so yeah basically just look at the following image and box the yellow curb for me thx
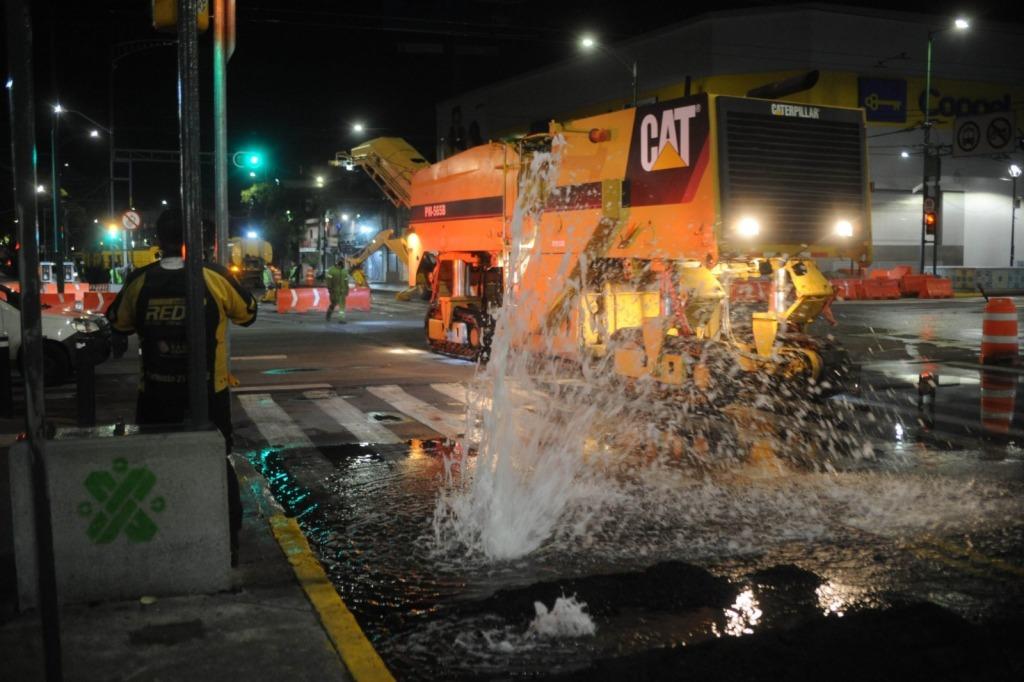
[270,514,395,682]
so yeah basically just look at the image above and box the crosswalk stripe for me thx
[305,390,402,444]
[430,383,471,404]
[368,385,466,439]
[237,393,314,449]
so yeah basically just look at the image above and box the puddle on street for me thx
[249,434,1024,681]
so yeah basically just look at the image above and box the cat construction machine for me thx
[335,93,869,392]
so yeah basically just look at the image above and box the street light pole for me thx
[49,108,63,294]
[1011,164,1022,267]
[920,33,933,275]
[919,18,969,275]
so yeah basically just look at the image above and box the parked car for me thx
[0,283,111,385]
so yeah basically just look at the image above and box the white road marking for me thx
[237,393,313,448]
[232,382,332,393]
[231,354,288,361]
[305,390,402,444]
[368,385,466,439]
[430,383,471,404]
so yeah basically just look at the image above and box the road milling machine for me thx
[336,94,869,393]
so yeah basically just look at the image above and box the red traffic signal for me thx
[924,210,938,235]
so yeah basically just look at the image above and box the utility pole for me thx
[177,0,209,427]
[49,109,64,294]
[6,0,64,677]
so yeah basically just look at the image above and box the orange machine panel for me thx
[409,143,513,254]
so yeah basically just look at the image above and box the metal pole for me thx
[108,56,115,218]
[50,113,64,294]
[214,0,228,267]
[920,34,932,274]
[177,0,209,427]
[1012,176,1018,268]
[6,0,64,676]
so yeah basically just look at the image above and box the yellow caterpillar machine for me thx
[227,236,273,290]
[338,94,869,392]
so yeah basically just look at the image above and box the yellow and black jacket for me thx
[107,261,257,393]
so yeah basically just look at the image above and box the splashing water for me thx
[529,595,597,638]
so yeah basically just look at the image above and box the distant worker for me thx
[109,259,124,285]
[325,257,349,323]
[106,208,257,561]
[288,262,300,285]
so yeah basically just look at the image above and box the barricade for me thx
[82,291,115,314]
[346,286,372,312]
[919,277,954,299]
[980,297,1018,364]
[729,279,770,304]
[899,274,929,297]
[276,287,330,313]
[40,292,80,308]
[861,278,900,300]
[980,369,1016,435]
[829,279,864,301]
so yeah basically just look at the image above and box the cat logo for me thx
[638,104,699,172]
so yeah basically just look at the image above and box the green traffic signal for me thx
[247,153,262,168]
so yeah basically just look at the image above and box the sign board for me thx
[923,197,935,212]
[858,78,907,123]
[954,112,1016,157]
[121,210,141,231]
[152,0,210,33]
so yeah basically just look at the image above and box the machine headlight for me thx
[834,220,854,238]
[736,216,761,238]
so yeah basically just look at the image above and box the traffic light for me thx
[233,150,266,173]
[924,210,938,236]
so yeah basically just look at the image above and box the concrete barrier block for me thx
[10,428,230,610]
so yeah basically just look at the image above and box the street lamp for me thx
[920,16,970,274]
[352,122,365,134]
[578,33,638,106]
[89,129,100,138]
[1010,163,1022,267]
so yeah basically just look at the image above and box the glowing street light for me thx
[161,199,168,206]
[315,175,325,188]
[249,171,257,178]
[954,17,970,30]
[52,103,63,114]
[352,122,365,134]
[89,129,100,138]
[900,150,910,159]
[577,33,638,106]
[36,184,45,194]
[246,230,259,239]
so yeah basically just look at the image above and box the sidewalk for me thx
[0,453,359,681]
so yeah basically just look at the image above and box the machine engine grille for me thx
[719,103,866,245]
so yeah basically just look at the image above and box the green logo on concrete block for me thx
[78,458,165,544]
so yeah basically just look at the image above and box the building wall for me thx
[436,5,1023,270]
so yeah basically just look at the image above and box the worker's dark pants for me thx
[136,386,242,558]
[326,297,346,320]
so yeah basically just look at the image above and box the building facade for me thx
[436,4,1023,270]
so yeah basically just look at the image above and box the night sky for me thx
[1,0,1017,243]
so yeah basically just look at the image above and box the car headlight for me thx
[736,216,761,238]
[72,317,102,334]
[834,220,854,238]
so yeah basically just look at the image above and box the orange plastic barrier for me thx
[829,279,864,301]
[899,274,929,297]
[980,297,1018,364]
[729,279,770,304]
[861,278,900,300]
[40,292,80,308]
[276,287,330,313]
[919,277,953,299]
[345,286,372,312]
[887,265,913,281]
[82,291,115,314]
[980,369,1016,435]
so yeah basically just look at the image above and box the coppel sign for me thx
[918,88,1012,118]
